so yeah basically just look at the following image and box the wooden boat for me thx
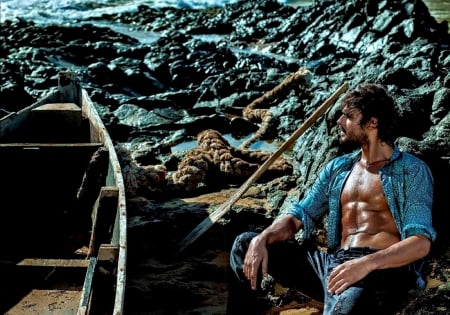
[0,72,126,314]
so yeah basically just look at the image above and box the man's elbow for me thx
[415,235,432,258]
[286,214,303,233]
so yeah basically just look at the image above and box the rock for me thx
[1,0,449,313]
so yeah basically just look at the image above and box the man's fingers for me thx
[328,278,349,295]
[327,267,347,294]
[243,237,269,290]
[250,256,261,290]
[261,256,268,277]
[244,253,260,290]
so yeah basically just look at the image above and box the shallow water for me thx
[2,0,448,25]
[0,0,272,23]
[171,133,278,154]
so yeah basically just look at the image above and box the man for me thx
[228,84,436,314]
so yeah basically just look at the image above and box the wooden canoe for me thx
[0,72,126,315]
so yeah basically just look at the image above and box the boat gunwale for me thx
[81,88,127,314]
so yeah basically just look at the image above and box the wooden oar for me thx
[176,82,349,254]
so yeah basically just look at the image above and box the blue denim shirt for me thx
[287,146,436,287]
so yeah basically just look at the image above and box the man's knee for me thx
[231,232,258,254]
[229,231,258,279]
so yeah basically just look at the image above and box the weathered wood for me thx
[6,289,82,315]
[98,244,120,262]
[0,72,127,315]
[0,142,102,148]
[78,258,97,315]
[17,258,91,268]
[31,102,82,124]
[88,187,120,258]
[176,82,349,254]
[30,102,83,141]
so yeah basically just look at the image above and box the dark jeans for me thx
[228,232,415,315]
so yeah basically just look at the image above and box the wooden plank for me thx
[31,103,81,129]
[0,143,102,148]
[5,289,81,315]
[31,102,81,112]
[78,257,97,315]
[17,258,90,268]
[0,142,103,148]
[98,244,119,262]
[88,187,119,258]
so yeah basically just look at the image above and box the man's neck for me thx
[360,140,394,164]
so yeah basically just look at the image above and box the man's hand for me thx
[242,215,302,290]
[327,257,372,294]
[328,236,432,294]
[243,235,269,290]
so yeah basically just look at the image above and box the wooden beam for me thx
[88,187,119,258]
[78,257,97,315]
[17,258,90,268]
[0,143,102,148]
[98,244,119,262]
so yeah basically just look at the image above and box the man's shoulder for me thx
[329,150,360,165]
[395,149,428,167]
[393,149,432,178]
[324,150,359,174]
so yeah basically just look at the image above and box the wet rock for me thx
[1,0,449,313]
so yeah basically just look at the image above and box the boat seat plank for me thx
[5,289,81,315]
[0,143,104,159]
[32,102,81,112]
[17,258,91,268]
[98,244,119,262]
[31,102,82,127]
[0,143,103,148]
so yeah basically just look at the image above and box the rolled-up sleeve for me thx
[401,158,437,242]
[286,161,333,240]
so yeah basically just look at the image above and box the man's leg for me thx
[228,232,323,314]
[227,231,264,314]
[320,250,415,315]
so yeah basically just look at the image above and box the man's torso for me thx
[340,161,400,249]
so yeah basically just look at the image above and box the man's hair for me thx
[341,84,397,143]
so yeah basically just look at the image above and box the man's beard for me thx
[338,128,368,147]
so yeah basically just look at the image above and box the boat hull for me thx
[0,72,126,315]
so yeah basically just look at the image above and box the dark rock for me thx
[1,0,449,313]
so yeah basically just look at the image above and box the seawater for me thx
[0,0,299,24]
[2,0,447,27]
[171,133,278,154]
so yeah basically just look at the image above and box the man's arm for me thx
[243,214,302,290]
[328,235,431,294]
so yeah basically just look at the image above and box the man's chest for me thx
[340,163,387,205]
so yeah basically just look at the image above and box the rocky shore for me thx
[1,0,449,313]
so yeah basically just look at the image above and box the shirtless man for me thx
[228,84,436,314]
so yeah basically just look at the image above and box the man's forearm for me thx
[364,235,431,271]
[260,214,302,245]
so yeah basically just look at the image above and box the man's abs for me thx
[340,162,400,249]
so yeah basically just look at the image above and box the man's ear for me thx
[367,117,378,129]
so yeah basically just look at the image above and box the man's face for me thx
[336,105,368,144]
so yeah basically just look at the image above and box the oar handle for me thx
[176,82,349,254]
